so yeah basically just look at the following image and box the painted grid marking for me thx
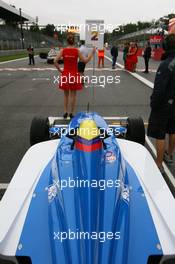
[0,67,157,73]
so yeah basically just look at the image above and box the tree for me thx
[104,31,113,43]
[123,23,138,34]
[57,31,67,43]
[111,14,175,39]
[41,24,55,37]
[137,21,152,30]
[30,25,40,32]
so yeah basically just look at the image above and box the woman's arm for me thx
[127,47,132,55]
[78,47,95,63]
[54,49,63,73]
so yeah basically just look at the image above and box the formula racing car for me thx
[0,112,175,264]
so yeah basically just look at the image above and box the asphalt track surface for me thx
[0,52,174,197]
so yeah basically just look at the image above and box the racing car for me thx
[47,47,63,64]
[0,112,175,264]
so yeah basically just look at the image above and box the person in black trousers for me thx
[143,42,151,73]
[147,34,175,174]
[111,44,118,69]
[27,45,35,65]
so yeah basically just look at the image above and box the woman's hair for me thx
[67,33,74,45]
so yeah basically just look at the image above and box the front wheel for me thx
[126,117,145,145]
[30,117,50,146]
[47,59,54,64]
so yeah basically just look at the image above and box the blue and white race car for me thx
[0,112,175,264]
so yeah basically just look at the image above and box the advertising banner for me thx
[149,35,163,45]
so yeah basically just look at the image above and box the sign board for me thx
[85,20,104,49]
[149,35,163,45]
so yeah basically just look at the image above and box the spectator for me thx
[147,34,175,174]
[123,43,130,69]
[78,40,89,82]
[111,43,118,69]
[54,33,95,119]
[27,45,35,65]
[98,48,104,68]
[143,42,152,73]
[125,42,138,72]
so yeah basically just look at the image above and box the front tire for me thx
[126,117,145,145]
[47,59,54,64]
[30,117,49,146]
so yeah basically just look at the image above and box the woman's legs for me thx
[70,90,77,114]
[98,57,104,68]
[98,57,100,68]
[63,89,77,116]
[64,90,69,113]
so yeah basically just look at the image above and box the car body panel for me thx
[47,48,63,64]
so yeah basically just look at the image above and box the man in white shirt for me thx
[78,40,89,76]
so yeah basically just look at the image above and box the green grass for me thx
[0,52,41,62]
[0,53,28,62]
